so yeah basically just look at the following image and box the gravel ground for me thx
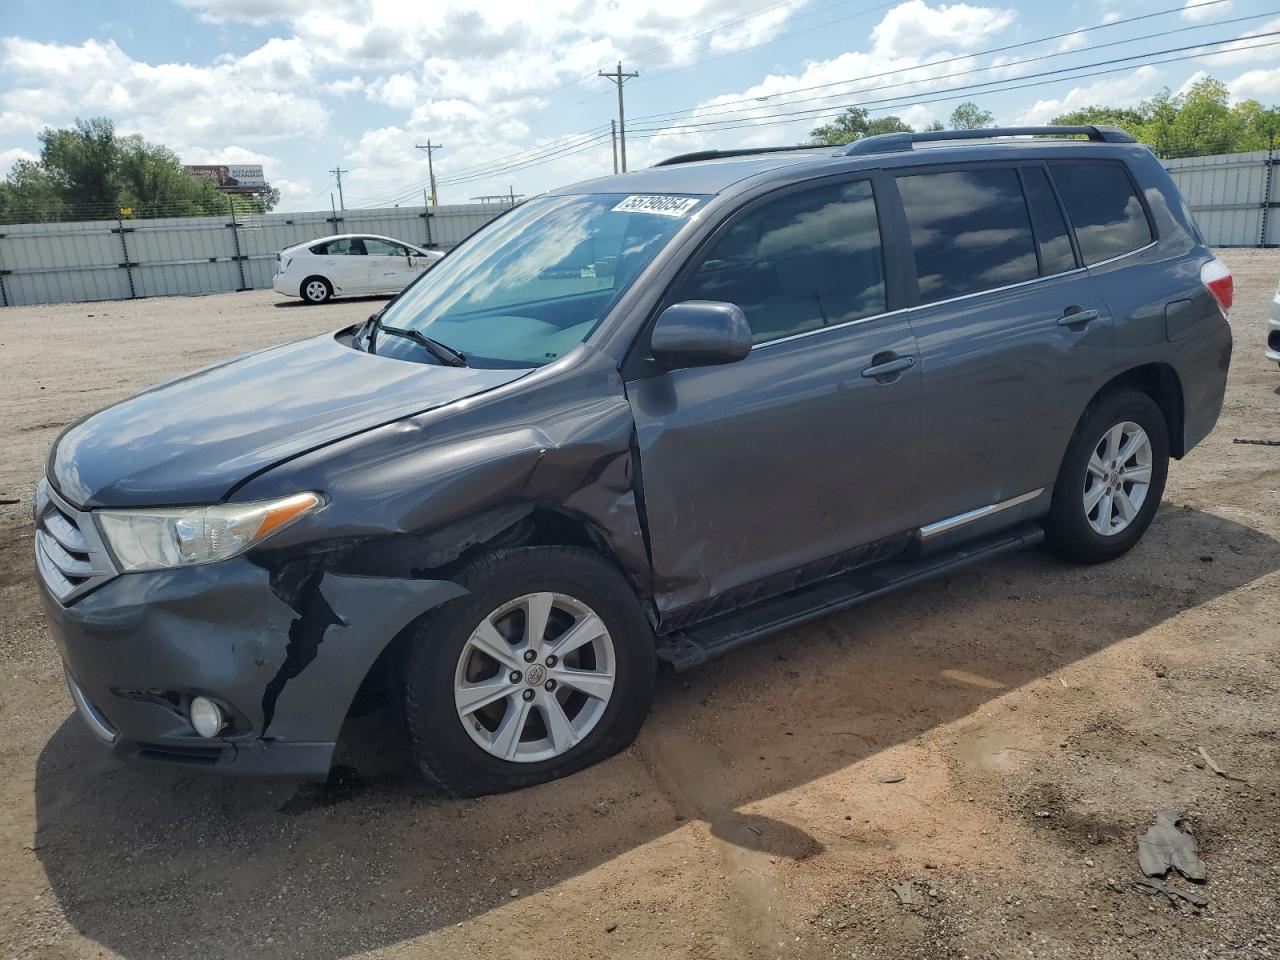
[1,254,1278,960]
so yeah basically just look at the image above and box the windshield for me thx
[373,192,707,368]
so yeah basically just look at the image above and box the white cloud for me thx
[871,0,1016,57]
[1181,0,1231,22]
[1229,67,1280,101]
[0,37,329,147]
[1197,16,1280,67]
[1175,70,1209,97]
[1012,66,1162,124]
[1050,30,1088,55]
[0,146,37,173]
[0,110,42,136]
[368,73,419,109]
[708,7,795,54]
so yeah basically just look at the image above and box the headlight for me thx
[96,492,324,572]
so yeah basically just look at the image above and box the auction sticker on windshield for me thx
[612,195,700,218]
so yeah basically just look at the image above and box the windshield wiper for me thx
[377,324,468,367]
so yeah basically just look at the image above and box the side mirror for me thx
[650,301,752,369]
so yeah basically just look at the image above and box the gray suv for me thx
[36,126,1233,795]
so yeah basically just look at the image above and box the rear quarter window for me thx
[1049,162,1153,265]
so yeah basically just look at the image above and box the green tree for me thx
[811,107,914,145]
[949,102,994,129]
[1,116,279,222]
[1050,76,1280,158]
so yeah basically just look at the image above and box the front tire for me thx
[401,546,656,797]
[300,276,332,304]
[1046,388,1169,563]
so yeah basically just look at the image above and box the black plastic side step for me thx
[656,522,1045,672]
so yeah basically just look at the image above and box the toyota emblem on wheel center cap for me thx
[526,664,546,686]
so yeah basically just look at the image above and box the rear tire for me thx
[301,276,332,304]
[401,546,655,797]
[1046,388,1169,563]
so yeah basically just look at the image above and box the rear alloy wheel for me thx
[301,276,332,304]
[1046,388,1169,563]
[1082,421,1153,537]
[402,546,655,796]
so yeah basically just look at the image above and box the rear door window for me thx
[896,167,1038,304]
[675,179,885,345]
[319,237,364,256]
[1049,162,1153,265]
[1020,167,1077,276]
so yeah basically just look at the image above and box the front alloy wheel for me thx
[454,592,616,763]
[401,546,655,796]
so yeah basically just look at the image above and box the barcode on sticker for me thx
[612,195,700,218]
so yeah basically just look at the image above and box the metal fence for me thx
[1164,150,1277,248]
[0,149,1276,307]
[0,203,509,307]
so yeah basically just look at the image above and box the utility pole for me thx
[610,119,619,174]
[599,62,638,172]
[328,165,349,211]
[415,141,444,206]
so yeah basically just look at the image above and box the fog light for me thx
[189,696,224,738]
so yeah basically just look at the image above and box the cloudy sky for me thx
[1,0,1277,211]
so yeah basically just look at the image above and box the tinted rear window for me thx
[897,168,1038,304]
[1020,167,1077,275]
[1050,162,1153,265]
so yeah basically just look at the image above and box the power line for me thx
[630,0,1243,125]
[628,35,1280,140]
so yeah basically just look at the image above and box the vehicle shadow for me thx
[32,505,1280,959]
[272,295,392,309]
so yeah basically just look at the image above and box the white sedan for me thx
[272,234,443,304]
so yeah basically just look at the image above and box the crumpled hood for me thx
[50,333,527,508]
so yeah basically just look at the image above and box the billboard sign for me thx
[185,164,267,193]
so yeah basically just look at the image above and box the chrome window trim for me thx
[1083,239,1157,269]
[919,488,1045,539]
[750,265,1089,353]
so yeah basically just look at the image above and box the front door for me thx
[627,177,922,616]
[363,237,416,293]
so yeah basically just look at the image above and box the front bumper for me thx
[1267,295,1280,363]
[40,547,465,780]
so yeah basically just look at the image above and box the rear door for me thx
[627,175,922,615]
[896,162,1114,531]
[320,236,367,295]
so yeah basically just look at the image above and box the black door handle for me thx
[861,355,916,380]
[1057,307,1099,327]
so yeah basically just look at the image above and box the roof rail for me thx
[653,144,829,167]
[654,125,1137,167]
[838,125,1136,156]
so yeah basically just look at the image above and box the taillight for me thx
[1200,258,1232,316]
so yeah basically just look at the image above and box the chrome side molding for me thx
[919,488,1045,540]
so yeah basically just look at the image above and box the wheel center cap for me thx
[525,664,546,687]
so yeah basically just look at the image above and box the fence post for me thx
[228,196,248,292]
[113,213,137,299]
[421,188,435,249]
[0,232,9,307]
[1261,141,1275,249]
